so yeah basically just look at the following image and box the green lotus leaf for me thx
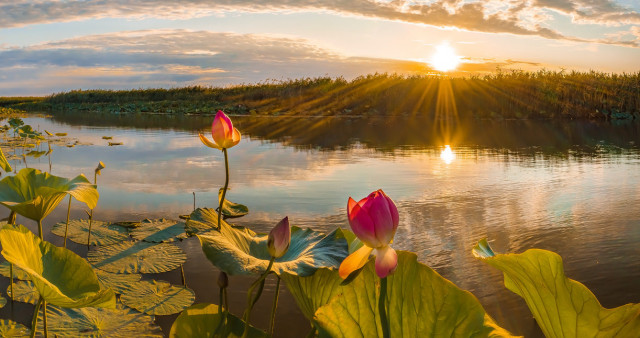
[185,208,230,236]
[37,304,163,337]
[0,168,99,221]
[314,251,516,337]
[26,150,46,158]
[0,147,11,172]
[281,268,343,321]
[51,219,130,246]
[0,259,29,280]
[473,239,640,338]
[169,303,268,338]
[218,188,249,218]
[87,241,187,273]
[0,319,30,337]
[121,280,195,315]
[6,280,38,305]
[94,269,142,295]
[197,216,349,276]
[130,218,187,243]
[0,224,116,308]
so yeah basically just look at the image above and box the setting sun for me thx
[430,43,462,72]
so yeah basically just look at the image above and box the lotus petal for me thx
[121,280,195,316]
[51,219,130,246]
[0,224,116,308]
[87,241,186,274]
[169,303,267,338]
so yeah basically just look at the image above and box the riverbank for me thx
[3,71,640,120]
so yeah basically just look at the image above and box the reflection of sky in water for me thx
[7,116,640,337]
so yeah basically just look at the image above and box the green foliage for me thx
[313,251,516,337]
[130,218,187,243]
[473,239,640,338]
[0,148,11,172]
[51,219,129,246]
[169,303,268,338]
[195,207,349,276]
[0,319,30,337]
[120,280,195,315]
[0,168,98,221]
[0,224,116,308]
[218,188,249,218]
[281,268,343,321]
[87,240,187,273]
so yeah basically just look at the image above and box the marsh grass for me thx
[4,70,640,120]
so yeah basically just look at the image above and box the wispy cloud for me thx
[0,0,638,47]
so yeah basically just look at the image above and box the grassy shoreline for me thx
[2,71,639,120]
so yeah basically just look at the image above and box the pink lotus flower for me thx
[339,189,399,279]
[267,216,291,258]
[199,110,241,149]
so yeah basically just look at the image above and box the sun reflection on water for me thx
[440,145,455,164]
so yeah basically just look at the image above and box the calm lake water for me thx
[1,112,639,337]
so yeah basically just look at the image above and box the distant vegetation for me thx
[4,70,640,120]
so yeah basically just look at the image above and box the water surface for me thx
[1,113,639,337]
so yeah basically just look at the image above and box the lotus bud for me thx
[200,110,241,150]
[347,189,399,248]
[95,161,105,176]
[217,271,228,288]
[267,216,291,258]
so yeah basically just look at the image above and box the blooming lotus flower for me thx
[199,110,241,150]
[339,189,399,279]
[267,216,291,258]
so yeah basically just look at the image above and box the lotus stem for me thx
[269,276,281,335]
[214,286,226,335]
[42,300,48,338]
[30,297,43,338]
[379,277,390,338]
[87,210,93,247]
[217,148,229,230]
[180,264,187,287]
[37,219,43,240]
[8,211,15,301]
[63,195,71,248]
[242,257,275,338]
[193,192,196,211]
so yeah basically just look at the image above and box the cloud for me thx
[0,0,638,47]
[0,30,433,95]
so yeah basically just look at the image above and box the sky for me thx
[1,0,639,96]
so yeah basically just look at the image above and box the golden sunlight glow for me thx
[440,145,456,164]
[430,43,461,72]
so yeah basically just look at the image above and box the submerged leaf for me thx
[38,304,163,337]
[473,239,640,338]
[121,280,195,315]
[130,218,187,243]
[314,251,516,337]
[6,280,38,305]
[94,269,142,295]
[87,241,187,274]
[0,224,116,308]
[169,303,268,338]
[218,188,249,218]
[198,219,348,276]
[0,319,30,337]
[51,219,130,246]
[0,168,98,221]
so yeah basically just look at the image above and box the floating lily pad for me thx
[87,241,187,274]
[0,319,30,337]
[196,208,349,276]
[131,219,187,243]
[185,208,228,236]
[6,280,38,305]
[0,224,116,308]
[218,189,249,218]
[51,219,130,246]
[95,270,142,294]
[0,259,29,280]
[473,239,640,337]
[121,280,195,315]
[0,168,98,222]
[111,221,141,229]
[37,304,163,337]
[169,303,268,338]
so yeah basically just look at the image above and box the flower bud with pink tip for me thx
[267,216,291,258]
[199,110,241,149]
[339,189,399,279]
